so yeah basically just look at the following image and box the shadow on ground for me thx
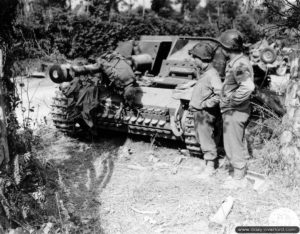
[40,130,128,233]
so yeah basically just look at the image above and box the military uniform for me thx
[68,53,138,127]
[72,53,136,96]
[97,53,136,96]
[220,54,255,170]
[190,64,222,161]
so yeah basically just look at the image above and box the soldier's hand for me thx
[220,97,231,108]
[176,81,195,90]
[176,84,188,90]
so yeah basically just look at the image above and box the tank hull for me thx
[51,83,201,156]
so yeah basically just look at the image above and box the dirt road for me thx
[14,76,57,128]
[21,76,300,233]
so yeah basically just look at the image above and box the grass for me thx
[250,120,300,188]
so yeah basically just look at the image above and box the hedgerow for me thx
[14,11,220,60]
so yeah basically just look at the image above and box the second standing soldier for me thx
[218,29,255,189]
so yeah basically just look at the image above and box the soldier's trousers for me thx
[222,110,250,169]
[193,108,219,161]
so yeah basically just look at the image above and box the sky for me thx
[120,0,207,11]
[129,0,151,9]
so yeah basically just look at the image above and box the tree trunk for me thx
[280,51,300,159]
[207,10,212,26]
[0,49,9,167]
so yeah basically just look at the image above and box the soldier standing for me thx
[218,29,255,189]
[188,42,223,178]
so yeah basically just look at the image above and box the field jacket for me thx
[189,65,222,111]
[98,53,136,90]
[72,53,136,91]
[220,54,255,113]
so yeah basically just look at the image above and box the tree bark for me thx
[0,49,9,167]
[280,52,300,159]
[207,10,212,26]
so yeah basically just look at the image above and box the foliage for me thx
[176,0,199,14]
[0,0,18,39]
[14,11,220,60]
[0,145,62,231]
[263,0,300,34]
[246,101,300,188]
[0,1,58,231]
[151,0,173,17]
[13,0,269,62]
[253,123,300,188]
[219,0,241,20]
[198,0,241,24]
[234,14,262,43]
[92,0,124,19]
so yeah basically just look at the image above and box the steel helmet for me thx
[219,29,243,51]
[189,42,216,61]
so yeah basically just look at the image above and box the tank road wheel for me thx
[51,91,75,135]
[182,110,202,157]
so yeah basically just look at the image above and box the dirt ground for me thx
[16,76,300,234]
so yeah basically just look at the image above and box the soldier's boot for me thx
[222,167,248,189]
[197,160,216,180]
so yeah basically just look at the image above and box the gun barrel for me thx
[71,63,101,75]
[49,64,73,84]
[49,63,101,84]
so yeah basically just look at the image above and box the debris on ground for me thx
[148,153,160,163]
[127,163,147,171]
[209,196,235,224]
[179,149,190,157]
[118,146,133,160]
[130,206,159,215]
[246,170,268,192]
[143,216,158,225]
[170,166,178,175]
[173,155,187,165]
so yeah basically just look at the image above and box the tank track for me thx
[51,91,202,157]
[94,107,176,140]
[51,91,75,134]
[183,110,202,157]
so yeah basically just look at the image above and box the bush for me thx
[234,14,262,43]
[251,120,300,188]
[14,11,219,60]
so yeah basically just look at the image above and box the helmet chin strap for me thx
[198,62,209,73]
[221,48,230,60]
[195,63,209,76]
